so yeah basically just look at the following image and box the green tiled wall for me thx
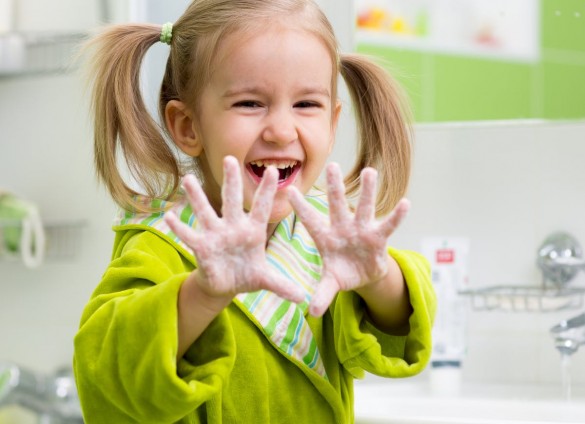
[542,0,585,53]
[357,0,585,122]
[542,60,585,119]
[432,57,535,122]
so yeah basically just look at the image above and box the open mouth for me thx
[247,160,300,185]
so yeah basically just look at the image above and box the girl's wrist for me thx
[354,255,394,298]
[182,271,233,314]
[176,271,232,359]
[353,256,412,334]
[354,272,388,299]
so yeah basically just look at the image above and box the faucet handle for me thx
[550,256,585,268]
[537,232,583,287]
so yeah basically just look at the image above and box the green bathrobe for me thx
[73,191,435,424]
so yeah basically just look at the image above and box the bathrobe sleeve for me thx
[331,248,436,379]
[73,229,236,423]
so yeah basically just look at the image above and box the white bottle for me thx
[421,237,470,396]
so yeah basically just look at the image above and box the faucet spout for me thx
[550,312,585,355]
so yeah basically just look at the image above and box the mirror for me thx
[354,0,585,122]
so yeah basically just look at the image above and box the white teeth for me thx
[250,160,297,169]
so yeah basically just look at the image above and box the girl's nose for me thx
[261,109,298,145]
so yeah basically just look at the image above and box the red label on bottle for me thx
[436,248,455,263]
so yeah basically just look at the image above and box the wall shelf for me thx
[0,219,87,263]
[0,32,88,77]
[460,285,585,313]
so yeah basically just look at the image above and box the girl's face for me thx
[192,24,340,224]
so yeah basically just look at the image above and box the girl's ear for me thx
[328,100,342,154]
[165,100,203,157]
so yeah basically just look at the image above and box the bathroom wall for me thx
[0,1,115,422]
[379,120,585,387]
[0,0,584,422]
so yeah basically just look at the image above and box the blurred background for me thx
[355,0,585,122]
[1,0,584,422]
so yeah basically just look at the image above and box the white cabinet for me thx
[355,0,540,62]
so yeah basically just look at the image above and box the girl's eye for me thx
[234,100,261,108]
[295,101,320,108]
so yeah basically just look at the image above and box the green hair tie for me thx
[160,22,173,45]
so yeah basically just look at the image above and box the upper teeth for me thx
[250,160,297,169]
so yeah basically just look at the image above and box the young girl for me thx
[73,0,436,422]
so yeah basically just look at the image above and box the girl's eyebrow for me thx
[222,87,264,98]
[222,86,331,98]
[298,87,331,98]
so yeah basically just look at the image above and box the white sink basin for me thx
[354,377,585,424]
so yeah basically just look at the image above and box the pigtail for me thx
[85,24,181,212]
[339,53,413,216]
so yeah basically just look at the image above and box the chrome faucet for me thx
[550,312,585,355]
[537,232,585,288]
[0,362,83,423]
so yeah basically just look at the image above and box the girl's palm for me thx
[288,163,409,317]
[165,156,304,303]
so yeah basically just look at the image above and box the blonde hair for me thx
[86,0,412,215]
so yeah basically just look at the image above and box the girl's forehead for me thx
[215,32,332,83]
[212,24,335,73]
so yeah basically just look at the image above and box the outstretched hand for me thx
[164,156,305,304]
[288,163,410,317]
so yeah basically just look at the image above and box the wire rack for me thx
[0,219,86,263]
[459,285,585,313]
[43,220,87,261]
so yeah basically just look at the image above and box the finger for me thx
[354,168,377,225]
[258,271,306,304]
[249,166,278,224]
[378,198,411,237]
[326,163,350,226]
[182,174,220,229]
[287,186,327,240]
[164,210,203,248]
[221,156,244,221]
[308,275,340,317]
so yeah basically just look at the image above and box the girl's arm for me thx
[74,229,236,422]
[176,271,232,358]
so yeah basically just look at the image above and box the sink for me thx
[354,377,585,424]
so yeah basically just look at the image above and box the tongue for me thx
[250,164,291,182]
[250,164,265,178]
[278,168,288,181]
